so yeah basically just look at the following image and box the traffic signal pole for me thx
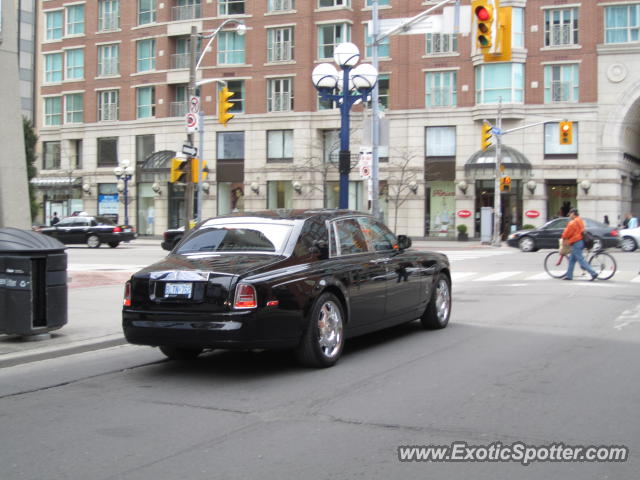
[492,99,503,247]
[184,26,198,232]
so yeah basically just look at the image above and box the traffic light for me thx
[472,0,495,51]
[170,157,187,183]
[500,175,511,192]
[190,159,208,184]
[559,121,573,145]
[495,6,512,61]
[218,87,235,126]
[481,123,493,151]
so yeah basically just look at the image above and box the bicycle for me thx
[544,248,617,280]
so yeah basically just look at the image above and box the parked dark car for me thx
[38,215,135,248]
[161,226,184,251]
[507,217,619,252]
[123,210,451,368]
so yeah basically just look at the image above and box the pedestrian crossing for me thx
[434,249,516,261]
[451,270,640,284]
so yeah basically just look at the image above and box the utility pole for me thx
[184,25,197,231]
[492,98,503,247]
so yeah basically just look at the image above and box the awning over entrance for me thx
[464,145,532,177]
[140,150,176,170]
[30,177,81,188]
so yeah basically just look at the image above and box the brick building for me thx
[33,0,640,238]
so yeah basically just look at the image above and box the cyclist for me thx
[561,208,598,281]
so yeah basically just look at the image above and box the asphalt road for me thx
[1,243,638,479]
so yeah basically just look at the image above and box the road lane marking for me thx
[451,272,477,281]
[473,271,522,282]
[525,272,551,281]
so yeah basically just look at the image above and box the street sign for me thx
[367,6,471,36]
[360,165,371,179]
[189,96,200,114]
[182,144,198,157]
[185,113,199,132]
[457,210,472,218]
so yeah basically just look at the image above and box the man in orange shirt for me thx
[561,208,598,281]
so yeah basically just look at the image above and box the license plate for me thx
[164,282,192,298]
[123,228,131,232]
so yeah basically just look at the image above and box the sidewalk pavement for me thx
[0,238,501,368]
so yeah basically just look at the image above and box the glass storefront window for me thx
[137,183,155,235]
[324,181,364,211]
[267,181,293,209]
[217,182,245,215]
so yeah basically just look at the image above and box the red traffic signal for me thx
[559,121,573,145]
[472,1,494,50]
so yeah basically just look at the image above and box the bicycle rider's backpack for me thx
[582,230,595,249]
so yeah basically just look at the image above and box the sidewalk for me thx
[0,238,501,368]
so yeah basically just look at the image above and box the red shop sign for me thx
[525,210,540,218]
[457,210,472,218]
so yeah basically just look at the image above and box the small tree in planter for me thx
[457,224,469,241]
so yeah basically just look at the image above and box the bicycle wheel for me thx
[589,252,617,280]
[544,251,569,278]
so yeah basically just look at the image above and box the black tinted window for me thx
[357,217,395,251]
[294,217,328,257]
[176,223,292,254]
[334,219,368,255]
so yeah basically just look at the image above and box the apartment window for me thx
[71,140,83,169]
[45,11,63,41]
[268,78,293,112]
[43,141,62,170]
[64,94,83,123]
[426,33,458,55]
[138,0,156,25]
[217,132,244,160]
[268,0,294,12]
[512,7,525,48]
[66,5,84,35]
[98,90,119,121]
[544,122,578,156]
[44,97,62,126]
[98,44,119,76]
[318,23,350,59]
[267,130,293,162]
[377,74,389,109]
[319,0,349,7]
[367,0,389,5]
[44,53,63,83]
[268,27,294,62]
[218,31,245,64]
[137,86,155,118]
[267,181,293,209]
[98,0,120,32]
[605,4,640,43]
[225,80,245,113]
[426,126,456,157]
[219,0,244,15]
[174,0,201,20]
[97,137,118,166]
[544,64,579,103]
[475,63,524,104]
[136,39,156,72]
[136,135,155,164]
[365,30,389,58]
[171,84,189,116]
[425,71,457,107]
[544,8,579,47]
[65,48,84,80]
[324,181,363,210]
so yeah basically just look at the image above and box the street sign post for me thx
[182,144,198,157]
[185,112,199,132]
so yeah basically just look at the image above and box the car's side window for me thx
[357,217,395,251]
[57,219,73,227]
[333,219,369,256]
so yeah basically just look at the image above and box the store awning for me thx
[464,145,532,177]
[30,177,81,188]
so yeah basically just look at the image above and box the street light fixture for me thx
[113,159,134,226]
[312,42,378,209]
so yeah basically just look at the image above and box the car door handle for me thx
[369,258,391,264]
[424,266,437,275]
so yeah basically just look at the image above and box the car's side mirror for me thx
[397,235,412,250]
[310,239,329,259]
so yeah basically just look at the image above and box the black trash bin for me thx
[0,228,67,337]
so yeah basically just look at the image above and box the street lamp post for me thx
[188,19,246,226]
[114,159,134,226]
[312,43,378,209]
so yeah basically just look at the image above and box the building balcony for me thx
[171,4,201,21]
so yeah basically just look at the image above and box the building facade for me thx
[33,0,640,238]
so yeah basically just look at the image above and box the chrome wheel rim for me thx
[520,237,533,251]
[317,300,343,359]
[435,279,451,323]
[621,237,635,252]
[87,236,99,248]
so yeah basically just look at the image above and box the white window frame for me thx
[44,97,63,126]
[64,93,84,124]
[136,39,156,72]
[317,23,351,60]
[65,48,84,80]
[98,44,119,77]
[138,0,156,25]
[268,0,294,12]
[65,4,85,36]
[136,86,156,118]
[98,90,119,121]
[267,78,294,112]
[425,33,457,55]
[44,52,63,83]
[45,10,64,41]
[475,63,524,105]
[544,64,579,103]
[98,0,120,32]
[318,0,349,8]
[544,122,578,155]
[425,70,457,107]
[218,0,244,16]
[544,7,579,47]
[605,4,640,44]
[267,27,294,62]
[267,130,294,161]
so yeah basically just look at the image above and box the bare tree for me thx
[385,148,422,232]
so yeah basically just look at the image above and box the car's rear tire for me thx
[159,346,203,362]
[620,236,637,252]
[295,292,345,368]
[518,236,536,252]
[108,241,120,248]
[87,235,101,248]
[420,274,451,330]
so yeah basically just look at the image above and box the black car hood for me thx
[135,253,287,278]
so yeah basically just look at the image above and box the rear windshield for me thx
[176,222,293,254]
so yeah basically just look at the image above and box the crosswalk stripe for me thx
[473,271,523,282]
[451,272,477,281]
[525,272,552,281]
[631,276,640,283]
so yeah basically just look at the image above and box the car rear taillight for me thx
[610,229,618,237]
[123,281,132,307]
[113,226,122,233]
[234,284,257,309]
